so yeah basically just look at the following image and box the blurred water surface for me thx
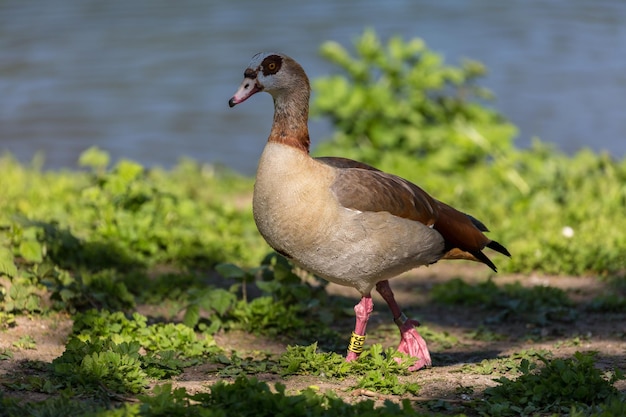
[1,0,625,174]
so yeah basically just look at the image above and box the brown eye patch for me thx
[261,55,282,76]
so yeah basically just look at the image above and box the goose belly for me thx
[253,191,444,294]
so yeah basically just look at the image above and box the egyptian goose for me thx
[229,52,510,370]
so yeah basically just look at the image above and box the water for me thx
[1,0,625,175]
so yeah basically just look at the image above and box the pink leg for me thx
[376,280,431,370]
[346,295,373,362]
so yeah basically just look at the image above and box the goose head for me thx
[229,52,310,107]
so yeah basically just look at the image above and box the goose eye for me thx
[261,55,282,76]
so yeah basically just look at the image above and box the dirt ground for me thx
[1,263,625,409]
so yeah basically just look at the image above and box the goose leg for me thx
[345,295,373,362]
[375,280,431,370]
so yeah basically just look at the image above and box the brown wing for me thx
[320,158,438,226]
[316,156,381,171]
[318,156,510,271]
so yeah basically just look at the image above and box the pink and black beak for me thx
[229,68,262,107]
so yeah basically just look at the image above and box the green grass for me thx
[1,30,625,416]
[431,277,577,325]
[478,352,625,416]
[279,343,421,395]
[0,376,429,417]
[2,351,623,417]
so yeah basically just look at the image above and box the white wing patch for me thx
[343,207,363,214]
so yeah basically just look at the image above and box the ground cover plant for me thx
[1,30,625,416]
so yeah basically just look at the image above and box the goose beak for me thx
[229,77,262,107]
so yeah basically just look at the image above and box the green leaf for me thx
[0,247,17,277]
[78,146,110,171]
[183,303,200,328]
[18,240,43,263]
[215,263,248,279]
[115,160,144,182]
[199,288,236,316]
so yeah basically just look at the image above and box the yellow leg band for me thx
[347,332,366,354]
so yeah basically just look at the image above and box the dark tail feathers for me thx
[471,239,511,273]
[487,240,511,258]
